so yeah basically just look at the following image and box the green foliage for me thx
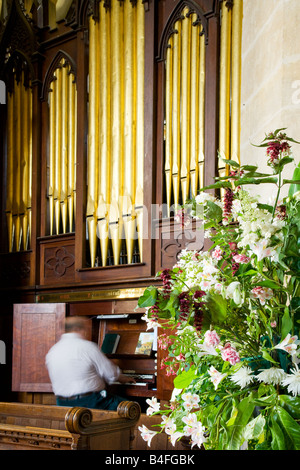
[139,129,300,450]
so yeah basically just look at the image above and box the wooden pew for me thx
[0,401,141,450]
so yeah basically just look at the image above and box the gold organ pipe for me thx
[28,86,33,248]
[21,81,29,250]
[67,70,76,233]
[164,10,206,209]
[87,0,145,266]
[48,83,55,236]
[165,37,173,216]
[231,0,243,165]
[97,2,111,267]
[87,17,99,267]
[110,0,124,266]
[172,20,182,210]
[61,62,69,233]
[6,75,32,252]
[6,91,13,251]
[73,79,77,222]
[198,30,205,189]
[135,0,145,260]
[123,0,136,264]
[219,2,232,172]
[54,66,62,234]
[189,14,199,198]
[13,76,21,251]
[180,8,191,204]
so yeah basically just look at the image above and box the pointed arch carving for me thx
[157,0,208,61]
[4,49,34,93]
[41,50,77,101]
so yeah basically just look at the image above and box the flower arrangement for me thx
[138,129,300,450]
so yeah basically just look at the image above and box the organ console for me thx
[94,303,158,402]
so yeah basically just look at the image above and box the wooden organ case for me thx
[0,0,237,406]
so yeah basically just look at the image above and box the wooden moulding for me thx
[0,401,141,450]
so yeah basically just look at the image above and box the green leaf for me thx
[137,287,158,308]
[205,200,223,221]
[288,163,300,196]
[243,414,266,442]
[234,176,278,186]
[274,406,300,449]
[239,269,258,277]
[256,279,281,290]
[225,395,256,450]
[262,350,278,365]
[279,395,300,420]
[217,153,240,168]
[200,181,233,191]
[281,307,293,338]
[257,203,274,213]
[283,179,300,185]
[270,415,286,450]
[205,293,228,324]
[240,164,258,171]
[173,368,197,389]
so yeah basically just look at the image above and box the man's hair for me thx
[65,316,89,333]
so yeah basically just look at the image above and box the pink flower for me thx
[204,329,220,348]
[212,246,223,260]
[251,286,273,305]
[174,208,191,227]
[232,253,251,264]
[221,343,240,365]
[158,333,172,350]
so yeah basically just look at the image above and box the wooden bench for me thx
[0,401,141,450]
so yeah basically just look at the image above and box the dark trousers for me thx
[56,390,126,410]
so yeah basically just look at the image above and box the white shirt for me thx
[45,333,120,397]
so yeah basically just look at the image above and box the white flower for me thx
[182,392,200,410]
[138,424,157,447]
[195,192,217,205]
[190,421,207,449]
[146,397,160,416]
[274,334,300,363]
[169,431,184,446]
[256,367,286,385]
[225,281,242,305]
[198,342,219,357]
[281,365,300,396]
[230,366,255,389]
[208,366,227,390]
[249,239,277,261]
[162,416,176,435]
[171,388,182,401]
[182,412,199,436]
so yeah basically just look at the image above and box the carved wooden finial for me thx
[117,401,141,420]
[65,407,93,434]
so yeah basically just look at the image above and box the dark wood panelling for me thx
[12,303,66,392]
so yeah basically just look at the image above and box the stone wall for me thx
[240,0,300,201]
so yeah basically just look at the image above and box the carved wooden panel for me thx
[154,218,204,272]
[12,303,66,392]
[39,235,75,285]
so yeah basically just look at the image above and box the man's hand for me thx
[118,373,136,384]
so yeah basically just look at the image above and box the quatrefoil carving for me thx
[45,247,75,277]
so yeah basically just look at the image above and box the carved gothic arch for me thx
[157,0,210,62]
[4,48,34,92]
[41,50,77,101]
